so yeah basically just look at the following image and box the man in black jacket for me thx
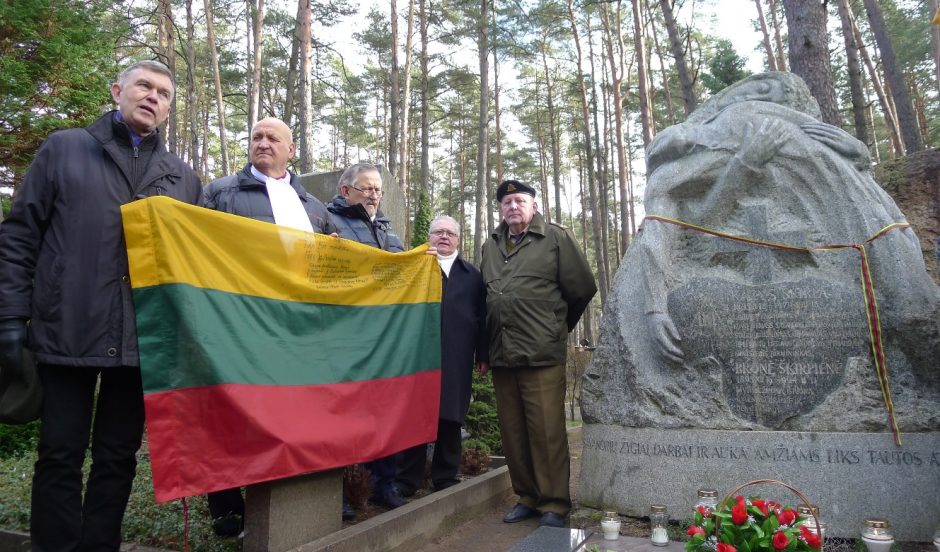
[203,117,333,234]
[202,116,334,537]
[395,215,488,497]
[0,60,202,551]
[327,164,406,514]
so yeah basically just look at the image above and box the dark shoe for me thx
[342,498,355,521]
[539,512,566,528]
[502,503,538,523]
[212,514,244,538]
[371,485,406,509]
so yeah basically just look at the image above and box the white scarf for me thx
[437,251,458,277]
[251,165,313,233]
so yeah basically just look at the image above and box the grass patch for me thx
[0,442,240,551]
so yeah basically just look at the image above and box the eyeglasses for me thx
[347,184,383,197]
[430,229,458,238]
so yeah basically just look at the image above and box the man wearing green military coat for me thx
[480,179,597,528]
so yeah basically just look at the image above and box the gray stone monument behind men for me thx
[580,73,940,539]
[299,164,407,230]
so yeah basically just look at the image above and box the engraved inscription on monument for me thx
[669,277,868,426]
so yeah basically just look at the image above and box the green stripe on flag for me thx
[134,283,441,393]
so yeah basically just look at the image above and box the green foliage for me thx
[464,371,502,455]
[411,191,432,247]
[461,438,491,455]
[0,0,122,187]
[0,445,239,551]
[701,39,752,95]
[0,422,40,459]
[2,195,11,219]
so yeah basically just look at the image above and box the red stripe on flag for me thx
[144,370,441,502]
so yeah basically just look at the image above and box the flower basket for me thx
[685,479,823,552]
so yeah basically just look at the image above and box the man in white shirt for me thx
[201,117,334,536]
[203,117,334,234]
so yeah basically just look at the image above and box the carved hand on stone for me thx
[736,119,790,169]
[646,310,684,364]
[800,122,872,171]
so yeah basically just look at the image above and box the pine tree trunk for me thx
[400,0,415,244]
[600,0,632,256]
[861,0,923,153]
[633,0,654,147]
[754,0,778,71]
[158,0,177,153]
[204,0,230,175]
[587,15,611,284]
[566,0,608,304]
[768,0,787,71]
[419,0,430,201]
[389,0,400,177]
[845,1,904,157]
[649,13,677,124]
[473,0,489,265]
[931,0,940,94]
[284,0,303,127]
[185,0,200,175]
[836,0,870,148]
[781,0,842,126]
[540,41,562,224]
[247,0,265,129]
[297,0,314,172]
[658,0,696,114]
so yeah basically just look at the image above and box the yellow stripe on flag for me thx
[122,196,441,306]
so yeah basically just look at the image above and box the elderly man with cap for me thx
[480,179,596,528]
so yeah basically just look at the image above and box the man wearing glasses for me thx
[327,163,405,516]
[326,163,403,252]
[394,215,488,497]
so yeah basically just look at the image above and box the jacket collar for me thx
[87,110,162,151]
[238,164,307,201]
[327,194,392,225]
[492,211,547,241]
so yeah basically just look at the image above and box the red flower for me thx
[732,503,748,524]
[773,531,790,550]
[752,499,769,516]
[696,505,712,518]
[768,501,782,514]
[688,525,706,537]
[777,508,796,526]
[717,543,738,552]
[735,495,746,506]
[800,525,822,549]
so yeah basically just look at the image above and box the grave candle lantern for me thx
[601,511,621,541]
[797,505,825,538]
[650,504,669,546]
[861,519,894,552]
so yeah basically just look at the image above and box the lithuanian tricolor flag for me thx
[122,197,442,503]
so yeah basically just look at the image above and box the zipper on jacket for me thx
[132,146,139,197]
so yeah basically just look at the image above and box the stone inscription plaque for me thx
[669,277,867,426]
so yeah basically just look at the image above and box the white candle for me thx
[652,526,670,545]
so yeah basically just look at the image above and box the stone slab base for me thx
[579,425,940,540]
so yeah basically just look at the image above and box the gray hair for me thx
[337,163,380,192]
[118,60,175,98]
[429,215,460,238]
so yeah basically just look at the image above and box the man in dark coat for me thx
[202,116,334,537]
[0,60,202,551]
[326,163,404,252]
[395,215,489,496]
[326,163,405,514]
[203,117,333,235]
[480,180,596,529]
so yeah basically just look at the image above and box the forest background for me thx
[1,0,938,344]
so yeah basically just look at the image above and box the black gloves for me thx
[0,317,28,388]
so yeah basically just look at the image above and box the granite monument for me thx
[580,73,940,539]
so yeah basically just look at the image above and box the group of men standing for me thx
[0,59,596,550]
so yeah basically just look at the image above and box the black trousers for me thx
[207,487,244,520]
[31,364,145,552]
[395,418,462,496]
